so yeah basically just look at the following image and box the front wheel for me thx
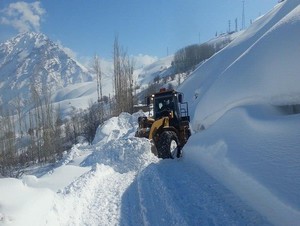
[156,131,180,159]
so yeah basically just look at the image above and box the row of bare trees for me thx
[0,87,111,177]
[173,43,216,74]
[113,36,135,115]
[0,81,64,177]
[0,107,17,177]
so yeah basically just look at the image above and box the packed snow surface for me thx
[1,0,300,225]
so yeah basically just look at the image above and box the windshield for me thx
[154,95,177,118]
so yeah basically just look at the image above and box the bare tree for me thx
[92,54,105,124]
[0,108,17,177]
[12,94,24,137]
[93,54,103,103]
[113,35,135,115]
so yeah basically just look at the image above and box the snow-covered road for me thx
[121,159,270,226]
[55,113,268,225]
[54,164,136,225]
[48,138,270,226]
[42,111,270,226]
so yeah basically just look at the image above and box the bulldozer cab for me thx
[147,88,189,122]
[153,95,179,119]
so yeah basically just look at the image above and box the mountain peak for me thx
[1,32,48,52]
[0,32,92,112]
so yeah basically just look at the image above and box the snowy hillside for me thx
[179,0,300,224]
[134,30,241,100]
[1,0,300,225]
[0,32,92,112]
[135,55,174,89]
[179,0,300,129]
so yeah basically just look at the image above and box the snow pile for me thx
[93,112,143,144]
[178,0,300,224]
[0,112,158,226]
[184,105,300,225]
[83,137,156,173]
[84,112,158,173]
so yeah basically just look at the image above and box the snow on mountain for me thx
[1,0,300,225]
[0,32,160,116]
[0,32,92,112]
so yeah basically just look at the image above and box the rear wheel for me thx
[157,131,180,159]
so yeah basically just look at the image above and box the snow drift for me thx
[179,0,300,224]
[180,0,300,129]
[0,113,158,225]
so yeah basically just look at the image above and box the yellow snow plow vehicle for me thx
[135,88,191,158]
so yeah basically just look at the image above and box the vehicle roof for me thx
[153,89,178,98]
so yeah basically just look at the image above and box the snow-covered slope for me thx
[179,0,300,224]
[185,104,300,225]
[135,55,174,88]
[133,31,241,104]
[179,0,300,129]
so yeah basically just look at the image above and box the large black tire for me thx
[156,131,180,159]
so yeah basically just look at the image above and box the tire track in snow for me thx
[136,164,188,226]
[121,159,271,226]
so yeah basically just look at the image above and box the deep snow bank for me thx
[93,112,143,144]
[86,112,157,173]
[184,105,300,225]
[178,0,300,225]
[0,112,157,226]
[194,2,300,129]
[50,112,158,225]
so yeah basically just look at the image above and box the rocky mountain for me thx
[0,32,92,112]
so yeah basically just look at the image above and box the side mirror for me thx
[178,93,183,103]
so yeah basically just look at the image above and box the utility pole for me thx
[242,0,245,30]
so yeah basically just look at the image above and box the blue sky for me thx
[0,0,277,61]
